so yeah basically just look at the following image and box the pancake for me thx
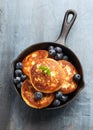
[58,60,78,94]
[30,58,64,93]
[21,79,54,109]
[22,50,48,77]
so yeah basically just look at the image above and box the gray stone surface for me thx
[0,0,93,130]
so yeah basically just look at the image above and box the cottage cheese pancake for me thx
[58,60,78,94]
[22,50,48,77]
[21,79,54,109]
[30,58,64,93]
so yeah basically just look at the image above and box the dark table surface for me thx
[0,0,93,130]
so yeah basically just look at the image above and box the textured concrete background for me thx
[0,0,93,130]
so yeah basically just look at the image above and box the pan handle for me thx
[55,9,77,45]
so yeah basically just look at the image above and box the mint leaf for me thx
[47,69,51,76]
[43,69,48,74]
[39,66,46,71]
[39,66,51,76]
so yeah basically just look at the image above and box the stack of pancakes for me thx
[21,50,78,109]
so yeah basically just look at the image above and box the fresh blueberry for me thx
[34,92,43,100]
[52,99,60,106]
[15,69,22,77]
[21,74,27,81]
[73,74,81,82]
[48,46,54,51]
[16,62,23,69]
[55,47,62,53]
[62,55,69,61]
[49,49,56,57]
[14,77,21,84]
[55,53,63,60]
[60,95,68,102]
[55,91,63,99]
[16,82,22,88]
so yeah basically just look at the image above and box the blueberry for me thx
[52,99,60,106]
[16,82,22,88]
[34,92,43,100]
[62,55,69,61]
[14,77,21,84]
[48,46,54,51]
[55,47,62,53]
[21,74,27,81]
[55,53,63,60]
[73,74,81,82]
[55,91,63,99]
[15,69,22,77]
[60,95,68,102]
[16,62,23,69]
[49,49,56,57]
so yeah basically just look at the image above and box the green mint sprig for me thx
[39,66,51,76]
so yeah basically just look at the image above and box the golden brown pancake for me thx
[58,60,78,94]
[30,58,64,93]
[21,79,54,109]
[22,50,48,77]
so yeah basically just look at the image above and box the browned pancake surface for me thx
[30,58,63,93]
[21,79,54,109]
[22,50,48,76]
[58,60,78,94]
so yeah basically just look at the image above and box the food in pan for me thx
[22,50,48,76]
[13,46,81,109]
[58,60,78,94]
[48,45,69,61]
[30,58,64,93]
[21,79,54,109]
[14,62,27,88]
